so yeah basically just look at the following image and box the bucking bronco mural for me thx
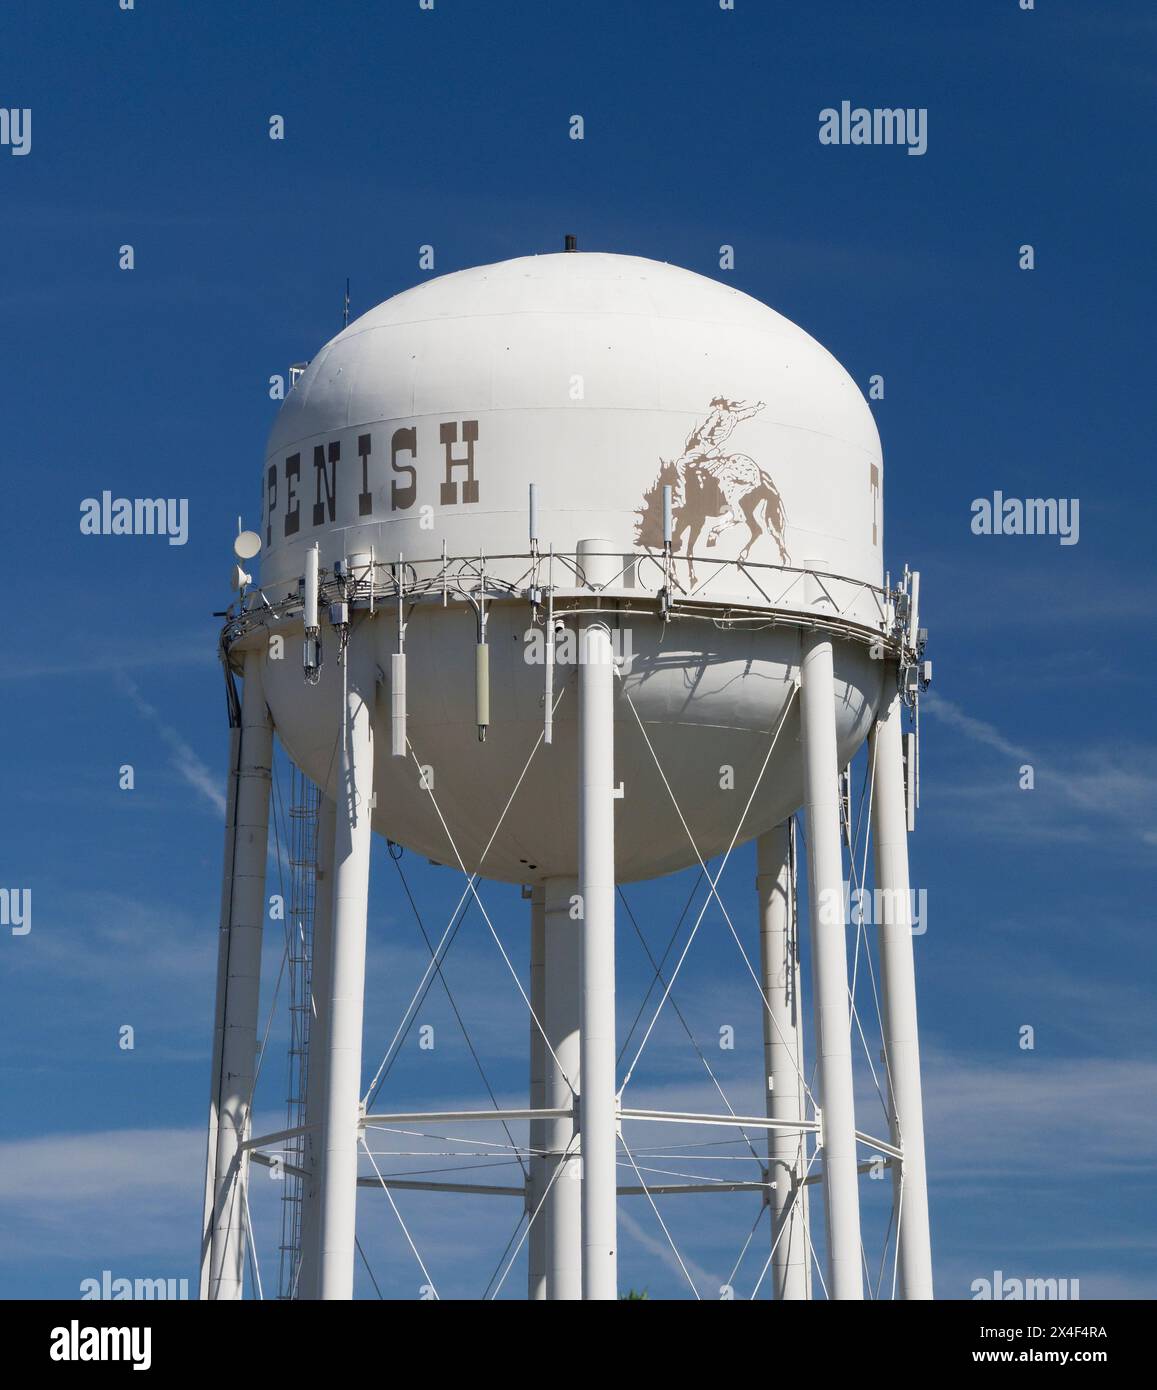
[635,398,790,571]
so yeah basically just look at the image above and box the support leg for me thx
[577,538,618,1301]
[318,617,377,1299]
[756,821,812,1300]
[297,794,336,1300]
[200,723,239,1300]
[205,649,274,1300]
[543,877,581,1299]
[870,679,934,1299]
[800,632,863,1300]
[528,885,547,1300]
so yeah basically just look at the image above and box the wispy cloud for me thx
[922,1049,1157,1181]
[924,692,1157,848]
[115,673,225,816]
[0,1127,200,1206]
[924,692,1032,762]
[0,1125,204,1268]
[618,1205,722,1299]
[0,640,214,683]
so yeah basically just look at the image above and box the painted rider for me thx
[670,397,765,510]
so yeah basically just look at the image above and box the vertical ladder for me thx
[276,764,320,1299]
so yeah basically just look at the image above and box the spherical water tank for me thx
[257,253,886,882]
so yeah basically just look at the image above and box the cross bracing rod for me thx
[854,1132,903,1161]
[616,1183,771,1196]
[361,1106,824,1134]
[253,1150,891,1198]
[804,1159,891,1186]
[361,1107,573,1127]
[252,1116,899,1164]
[243,1123,316,1152]
[620,1107,821,1133]
[252,1152,521,1196]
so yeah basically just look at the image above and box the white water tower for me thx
[200,249,932,1300]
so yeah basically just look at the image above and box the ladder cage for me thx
[276,762,321,1300]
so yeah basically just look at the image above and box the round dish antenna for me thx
[234,530,262,560]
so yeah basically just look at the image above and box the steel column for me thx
[756,821,812,1299]
[577,538,618,1301]
[199,721,239,1300]
[527,885,548,1300]
[543,876,581,1299]
[870,678,934,1299]
[297,793,336,1300]
[800,631,863,1300]
[205,649,274,1300]
[317,617,377,1299]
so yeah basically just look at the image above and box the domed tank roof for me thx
[261,252,883,601]
[256,253,889,882]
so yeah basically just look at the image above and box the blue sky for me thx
[2,0,1155,1299]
